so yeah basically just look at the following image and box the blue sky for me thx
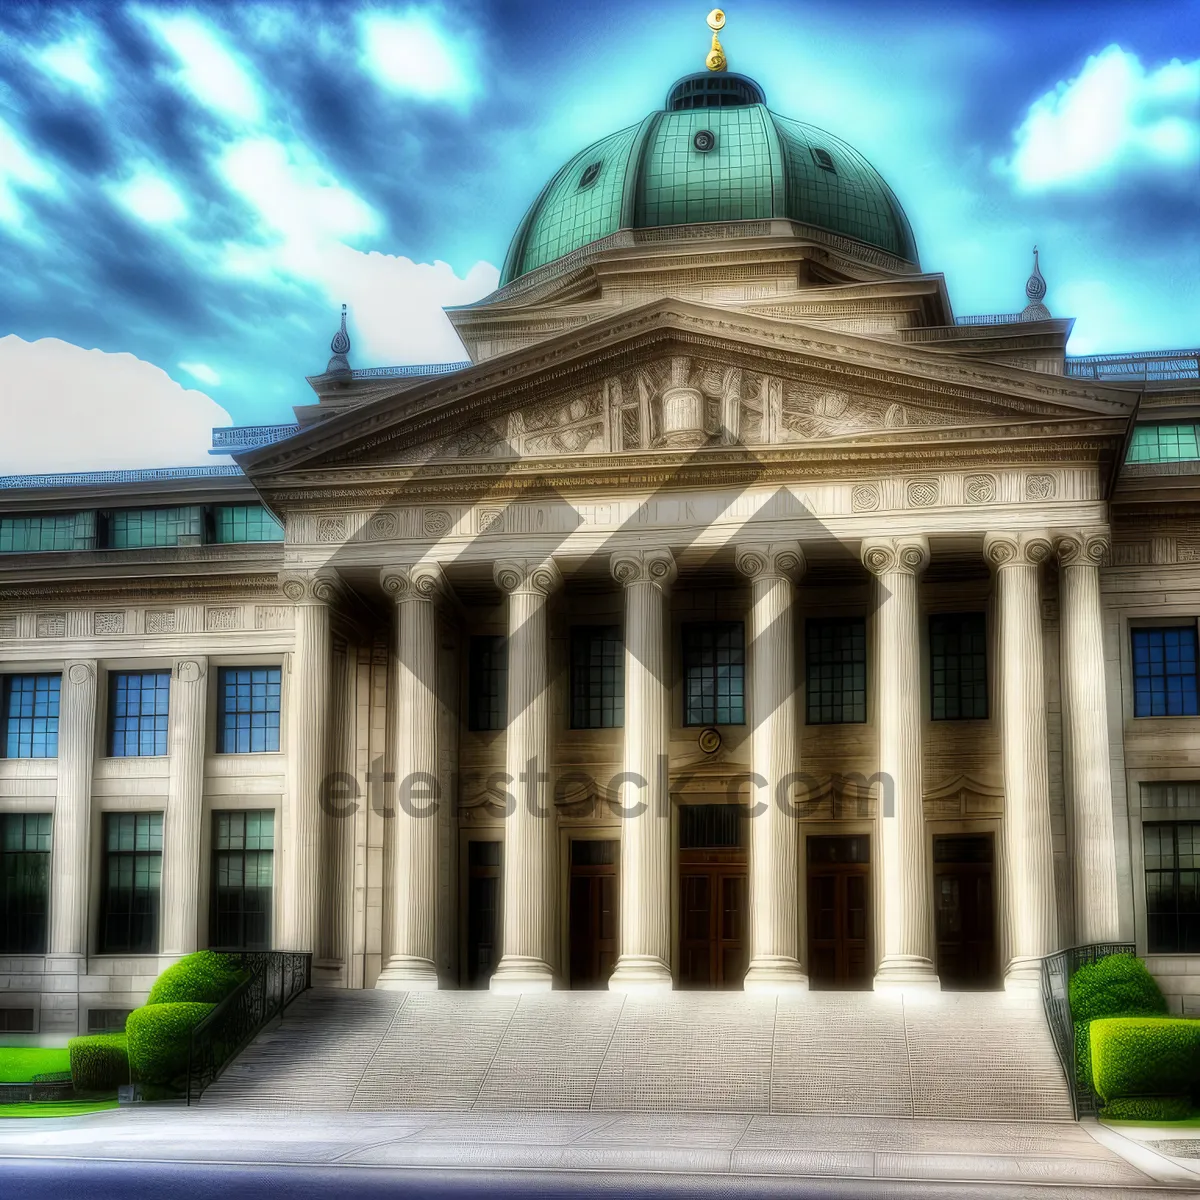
[0,1,1197,471]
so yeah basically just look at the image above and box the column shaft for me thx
[160,658,208,955]
[862,537,938,988]
[1057,530,1120,943]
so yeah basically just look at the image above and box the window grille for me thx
[2,674,60,758]
[806,617,867,724]
[212,505,284,543]
[929,613,988,720]
[468,636,507,731]
[1132,627,1199,717]
[683,622,745,726]
[210,810,274,950]
[217,667,281,753]
[679,803,743,849]
[0,514,78,552]
[108,671,171,756]
[1144,821,1200,953]
[570,625,624,728]
[1127,424,1200,464]
[100,812,162,953]
[106,506,203,548]
[0,813,51,953]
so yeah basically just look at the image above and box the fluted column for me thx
[490,558,562,993]
[279,572,335,952]
[737,542,807,993]
[1056,528,1120,943]
[862,536,938,988]
[48,660,97,957]
[984,531,1058,986]
[377,563,445,990]
[160,657,208,955]
[608,548,676,993]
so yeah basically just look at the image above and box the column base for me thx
[1004,955,1046,991]
[744,956,808,995]
[375,955,439,991]
[873,955,940,991]
[489,955,554,994]
[608,954,673,994]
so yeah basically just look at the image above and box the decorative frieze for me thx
[146,610,177,634]
[965,474,996,504]
[95,611,125,635]
[254,605,294,630]
[35,613,65,638]
[205,607,241,631]
[906,479,939,508]
[1025,473,1056,501]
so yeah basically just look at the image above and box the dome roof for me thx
[500,72,918,285]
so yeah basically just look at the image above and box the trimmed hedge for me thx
[68,1033,129,1092]
[1090,1017,1200,1113]
[1102,1095,1193,1122]
[126,1002,215,1085]
[145,951,245,1006]
[1069,954,1167,1024]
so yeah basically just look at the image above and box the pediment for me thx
[241,298,1134,481]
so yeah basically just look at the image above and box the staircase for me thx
[203,987,1072,1120]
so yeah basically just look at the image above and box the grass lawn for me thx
[0,1047,70,1083]
[0,1100,117,1119]
[1104,1112,1200,1128]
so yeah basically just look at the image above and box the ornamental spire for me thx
[326,303,351,374]
[1020,246,1051,321]
[705,8,727,72]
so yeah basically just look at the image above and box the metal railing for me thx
[1065,350,1200,382]
[185,951,311,1105]
[1040,942,1135,1119]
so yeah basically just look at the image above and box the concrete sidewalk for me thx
[2,1107,1198,1197]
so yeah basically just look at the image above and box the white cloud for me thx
[358,11,473,101]
[0,336,233,473]
[0,118,56,229]
[35,36,105,95]
[110,168,188,225]
[1001,45,1200,190]
[137,10,263,123]
[179,361,221,386]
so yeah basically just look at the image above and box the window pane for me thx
[106,507,203,548]
[469,636,508,731]
[2,674,61,758]
[682,622,745,726]
[217,666,282,753]
[930,613,988,721]
[1133,628,1200,717]
[806,618,866,724]
[570,625,624,728]
[212,505,284,543]
[210,810,273,949]
[1145,821,1200,954]
[100,812,162,953]
[0,813,52,953]
[108,671,171,756]
[1127,424,1200,464]
[0,514,80,553]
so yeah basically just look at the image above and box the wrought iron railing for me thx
[185,951,311,1105]
[1039,942,1135,1119]
[1065,350,1200,382]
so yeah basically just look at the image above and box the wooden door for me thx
[569,840,618,988]
[679,864,747,988]
[933,835,999,989]
[465,840,501,989]
[806,835,871,990]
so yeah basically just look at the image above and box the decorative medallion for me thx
[146,610,177,634]
[367,511,398,541]
[964,474,996,504]
[67,663,94,685]
[1025,474,1056,501]
[95,611,126,635]
[907,480,939,508]
[423,509,453,537]
[698,727,721,755]
[315,515,347,543]
[477,508,505,535]
[851,483,880,512]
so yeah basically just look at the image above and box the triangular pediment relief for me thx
[241,298,1134,479]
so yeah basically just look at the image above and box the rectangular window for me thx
[2,674,60,758]
[210,810,274,950]
[570,625,624,729]
[682,622,745,726]
[929,613,988,720]
[1132,626,1199,717]
[87,1009,131,1034]
[807,617,867,724]
[100,812,163,953]
[1145,821,1200,953]
[1,813,52,954]
[468,636,507,731]
[108,671,171,756]
[106,506,203,548]
[212,505,284,543]
[1127,423,1200,464]
[216,667,281,753]
[0,514,79,553]
[0,1008,35,1033]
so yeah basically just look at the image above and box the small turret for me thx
[1020,247,1051,321]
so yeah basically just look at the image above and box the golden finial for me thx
[706,9,727,72]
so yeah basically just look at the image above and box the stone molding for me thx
[380,562,447,605]
[493,558,562,597]
[610,548,678,591]
[982,531,1053,569]
[734,542,805,582]
[860,535,930,577]
[1054,528,1110,567]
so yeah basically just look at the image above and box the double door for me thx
[569,840,618,988]
[806,835,872,989]
[933,834,998,989]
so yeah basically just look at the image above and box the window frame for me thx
[805,616,868,726]
[1143,820,1200,954]
[569,625,624,730]
[1,673,61,759]
[0,812,52,954]
[107,670,172,757]
[215,666,282,754]
[208,809,275,951]
[99,812,163,954]
[681,621,746,728]
[1131,625,1200,718]
[468,635,508,732]
[928,612,989,721]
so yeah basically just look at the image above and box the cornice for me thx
[0,572,281,606]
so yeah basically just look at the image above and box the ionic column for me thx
[608,548,676,993]
[48,660,97,957]
[490,558,562,993]
[279,572,335,952]
[984,532,1058,986]
[737,542,807,993]
[376,563,445,990]
[1056,529,1120,943]
[861,536,938,988]
[161,658,208,955]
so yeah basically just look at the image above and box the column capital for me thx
[279,569,343,605]
[861,535,929,577]
[172,658,207,683]
[735,541,805,582]
[494,558,562,597]
[381,561,446,604]
[983,531,1052,570]
[610,548,677,591]
[1054,527,1110,567]
[63,660,96,686]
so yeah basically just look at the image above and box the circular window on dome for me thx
[577,160,602,189]
[693,129,717,153]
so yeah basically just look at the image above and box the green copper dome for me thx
[500,73,918,284]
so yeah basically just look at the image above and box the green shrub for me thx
[145,951,244,1006]
[126,1002,214,1085]
[1102,1095,1194,1122]
[1075,1020,1093,1088]
[1069,954,1167,1023]
[1091,1018,1200,1110]
[68,1033,129,1092]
